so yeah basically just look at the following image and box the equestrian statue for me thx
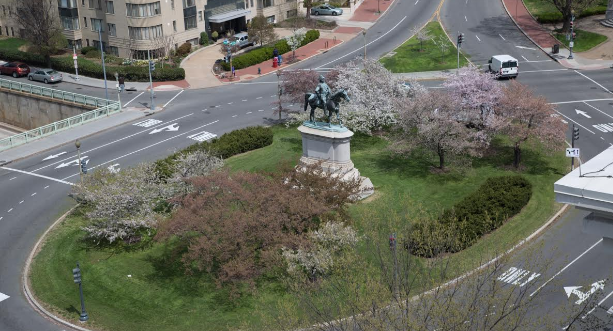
[304,75,350,126]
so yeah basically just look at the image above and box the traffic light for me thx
[457,33,464,45]
[80,159,87,175]
[73,265,82,284]
[573,127,579,142]
[569,21,574,29]
[149,60,155,72]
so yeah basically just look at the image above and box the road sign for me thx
[74,59,78,69]
[73,54,78,60]
[566,148,580,158]
[569,41,574,48]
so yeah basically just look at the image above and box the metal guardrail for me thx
[0,78,120,151]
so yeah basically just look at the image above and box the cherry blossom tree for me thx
[286,27,307,61]
[396,90,488,170]
[499,80,566,168]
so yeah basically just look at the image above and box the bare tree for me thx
[248,15,278,46]
[432,35,451,64]
[151,35,176,67]
[411,26,431,52]
[544,0,599,32]
[13,0,65,66]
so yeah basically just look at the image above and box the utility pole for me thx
[568,12,575,60]
[72,46,80,81]
[147,50,155,111]
[114,72,122,112]
[75,140,83,185]
[571,124,579,170]
[98,27,108,100]
[277,70,283,120]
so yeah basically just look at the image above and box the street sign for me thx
[74,59,78,69]
[566,148,580,157]
[73,54,78,60]
[569,41,574,48]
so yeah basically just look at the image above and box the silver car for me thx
[311,5,343,16]
[27,69,63,84]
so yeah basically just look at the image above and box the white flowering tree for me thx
[286,27,307,62]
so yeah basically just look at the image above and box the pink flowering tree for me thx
[499,80,566,168]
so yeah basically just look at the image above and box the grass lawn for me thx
[0,38,27,50]
[30,126,567,331]
[554,29,608,53]
[523,0,608,22]
[380,21,469,73]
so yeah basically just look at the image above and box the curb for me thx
[22,204,94,331]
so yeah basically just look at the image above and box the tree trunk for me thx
[514,144,521,169]
[438,144,445,170]
[45,54,51,68]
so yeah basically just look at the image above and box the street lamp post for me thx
[362,29,367,60]
[98,27,109,100]
[568,11,575,60]
[277,70,283,120]
[72,262,89,322]
[147,49,155,111]
[75,140,83,185]
[114,72,122,112]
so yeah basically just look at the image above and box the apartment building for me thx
[0,0,296,59]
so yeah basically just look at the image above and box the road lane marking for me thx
[123,91,144,107]
[246,111,252,114]
[584,102,613,120]
[530,239,602,297]
[574,70,613,95]
[19,200,23,204]
[44,185,49,189]
[162,89,185,108]
[521,69,569,73]
[187,131,217,142]
[475,35,481,41]
[554,111,596,134]
[583,288,613,319]
[9,177,15,180]
[465,16,467,21]
[62,121,220,180]
[242,99,247,101]
[499,34,506,41]
[593,123,613,132]
[0,217,2,221]
[551,98,613,105]
[8,208,12,212]
[133,119,163,127]
[232,115,237,118]
[0,292,8,303]
[315,16,407,68]
[258,109,264,112]
[497,267,540,287]
[256,96,262,99]
[32,113,194,173]
[43,152,67,161]
[228,102,233,105]
[1,167,74,186]
[521,55,528,62]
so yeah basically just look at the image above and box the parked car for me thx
[233,32,253,48]
[27,69,63,84]
[488,55,518,79]
[311,5,343,16]
[0,62,30,78]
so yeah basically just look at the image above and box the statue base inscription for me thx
[298,124,374,200]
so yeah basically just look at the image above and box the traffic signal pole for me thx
[456,32,464,74]
[147,50,155,111]
[568,14,575,60]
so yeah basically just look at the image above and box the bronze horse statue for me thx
[304,89,350,125]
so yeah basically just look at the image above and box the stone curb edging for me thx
[22,204,94,331]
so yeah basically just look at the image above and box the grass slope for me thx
[523,0,608,23]
[30,126,567,331]
[380,21,469,73]
[554,29,608,53]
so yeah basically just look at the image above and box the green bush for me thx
[200,32,209,45]
[408,176,532,257]
[155,126,274,180]
[84,50,101,58]
[221,30,319,71]
[535,11,563,23]
[212,31,219,40]
[176,42,192,56]
[80,46,98,55]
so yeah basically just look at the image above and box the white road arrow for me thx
[575,109,592,118]
[55,156,89,169]
[149,123,180,134]
[516,45,537,50]
[43,151,67,161]
[107,163,121,173]
[0,292,9,303]
[564,280,605,305]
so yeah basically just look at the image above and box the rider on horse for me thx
[309,75,331,113]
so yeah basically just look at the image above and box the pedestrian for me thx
[231,66,235,77]
[278,54,283,65]
[118,75,125,92]
[273,47,279,59]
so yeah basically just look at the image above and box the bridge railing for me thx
[0,78,120,151]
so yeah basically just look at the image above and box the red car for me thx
[0,62,30,78]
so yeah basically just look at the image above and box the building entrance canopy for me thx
[209,9,250,23]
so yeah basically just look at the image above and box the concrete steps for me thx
[602,18,613,28]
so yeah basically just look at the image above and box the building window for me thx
[82,0,85,6]
[92,40,106,50]
[108,46,119,56]
[107,23,116,36]
[59,0,78,8]
[251,0,254,7]
[198,10,202,21]
[286,9,297,17]
[91,18,103,31]
[182,0,195,7]
[86,39,90,46]
[88,0,94,8]
[128,25,163,40]
[61,16,80,30]
[106,0,114,13]
[5,27,8,35]
[11,27,14,36]
[187,37,198,45]
[172,20,176,32]
[83,17,88,27]
[171,0,174,9]
[67,39,83,49]
[263,0,273,8]
[184,15,196,30]
[266,15,275,23]
[126,2,161,17]
[0,27,2,36]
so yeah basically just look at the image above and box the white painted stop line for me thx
[0,292,9,303]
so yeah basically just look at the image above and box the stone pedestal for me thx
[602,0,613,27]
[298,123,374,199]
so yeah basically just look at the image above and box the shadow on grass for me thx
[477,137,564,176]
[65,304,80,316]
[279,137,302,153]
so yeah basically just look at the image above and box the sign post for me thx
[72,46,79,81]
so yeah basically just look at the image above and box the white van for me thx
[488,55,518,79]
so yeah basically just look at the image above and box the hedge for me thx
[0,48,185,82]
[154,126,274,180]
[221,29,320,71]
[408,176,532,257]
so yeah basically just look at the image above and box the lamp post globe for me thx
[75,140,81,149]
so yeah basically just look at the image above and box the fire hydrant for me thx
[273,56,278,68]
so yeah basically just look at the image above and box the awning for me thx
[208,9,250,23]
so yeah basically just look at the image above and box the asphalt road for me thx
[0,0,445,329]
[441,0,613,328]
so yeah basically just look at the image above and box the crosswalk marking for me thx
[187,131,217,142]
[133,119,163,128]
[497,267,540,287]
[593,123,613,133]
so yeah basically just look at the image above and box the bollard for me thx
[273,56,278,68]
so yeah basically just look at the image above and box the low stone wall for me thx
[0,88,95,130]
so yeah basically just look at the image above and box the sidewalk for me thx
[501,0,613,70]
[0,107,154,164]
[58,71,188,92]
